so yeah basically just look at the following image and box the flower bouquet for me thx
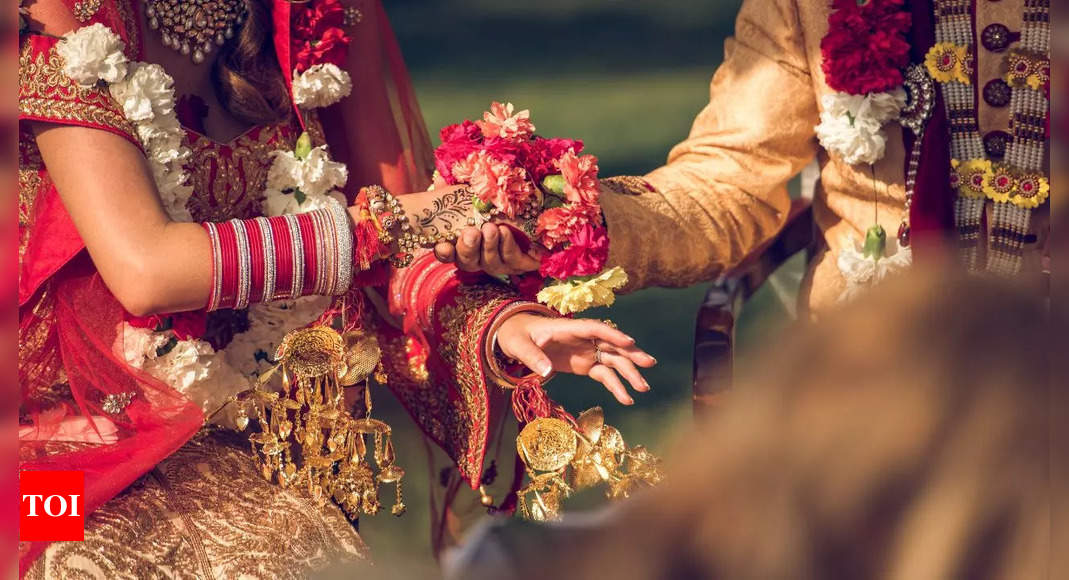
[433,102,628,315]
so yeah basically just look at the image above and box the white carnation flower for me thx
[57,23,128,86]
[298,147,349,196]
[109,63,176,123]
[135,115,181,147]
[148,134,190,166]
[224,297,330,377]
[837,233,912,303]
[265,150,302,192]
[263,189,346,217]
[116,323,172,368]
[149,160,193,221]
[263,145,348,215]
[815,89,906,165]
[291,64,352,109]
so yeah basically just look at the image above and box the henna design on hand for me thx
[418,186,473,241]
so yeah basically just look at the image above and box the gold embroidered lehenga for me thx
[19,0,528,575]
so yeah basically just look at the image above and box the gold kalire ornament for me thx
[234,325,406,520]
[515,408,665,521]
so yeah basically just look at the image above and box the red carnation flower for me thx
[293,0,346,39]
[294,27,350,72]
[821,0,911,95]
[292,0,350,72]
[539,224,609,280]
[434,121,484,184]
[525,137,583,183]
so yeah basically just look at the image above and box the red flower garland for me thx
[820,0,912,95]
[291,0,351,73]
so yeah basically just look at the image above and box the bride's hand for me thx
[495,314,656,405]
[374,186,541,274]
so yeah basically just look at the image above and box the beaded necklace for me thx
[926,0,1050,275]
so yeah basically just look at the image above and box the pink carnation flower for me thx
[536,204,600,250]
[452,150,534,219]
[477,102,536,141]
[558,149,600,205]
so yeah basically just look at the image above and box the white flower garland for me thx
[836,233,912,303]
[815,88,906,166]
[59,24,352,426]
[813,87,914,297]
[291,63,352,109]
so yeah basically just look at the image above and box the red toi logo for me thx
[19,471,85,542]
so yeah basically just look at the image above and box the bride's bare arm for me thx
[33,123,462,316]
[34,123,212,316]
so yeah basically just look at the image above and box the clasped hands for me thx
[388,185,653,405]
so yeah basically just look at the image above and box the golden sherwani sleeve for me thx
[600,0,818,290]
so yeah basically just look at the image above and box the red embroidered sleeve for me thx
[377,251,520,487]
[18,34,139,146]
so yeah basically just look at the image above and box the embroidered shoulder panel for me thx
[18,35,137,143]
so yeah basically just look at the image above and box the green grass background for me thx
[326,1,803,577]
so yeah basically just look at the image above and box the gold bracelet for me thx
[365,185,460,268]
[483,302,560,389]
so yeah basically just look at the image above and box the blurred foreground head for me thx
[537,269,1052,580]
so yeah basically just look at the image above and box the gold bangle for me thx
[484,302,560,390]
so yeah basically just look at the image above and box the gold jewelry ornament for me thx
[517,417,578,472]
[73,0,103,22]
[146,0,247,64]
[234,325,406,520]
[515,408,664,521]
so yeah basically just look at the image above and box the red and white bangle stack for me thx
[202,202,354,311]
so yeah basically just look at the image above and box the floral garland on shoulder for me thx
[55,0,355,427]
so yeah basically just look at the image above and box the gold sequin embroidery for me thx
[18,38,136,140]
[24,429,368,579]
[185,124,300,222]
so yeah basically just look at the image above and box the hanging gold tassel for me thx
[236,325,405,520]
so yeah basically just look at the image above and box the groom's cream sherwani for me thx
[600,0,1047,317]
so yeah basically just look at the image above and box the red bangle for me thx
[216,222,238,309]
[296,212,318,295]
[245,218,266,303]
[270,216,294,299]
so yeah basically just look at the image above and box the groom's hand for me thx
[433,224,542,276]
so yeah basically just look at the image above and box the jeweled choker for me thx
[146,0,247,64]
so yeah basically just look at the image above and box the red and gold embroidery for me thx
[185,123,301,222]
[18,36,137,143]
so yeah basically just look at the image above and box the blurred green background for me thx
[335,1,800,577]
